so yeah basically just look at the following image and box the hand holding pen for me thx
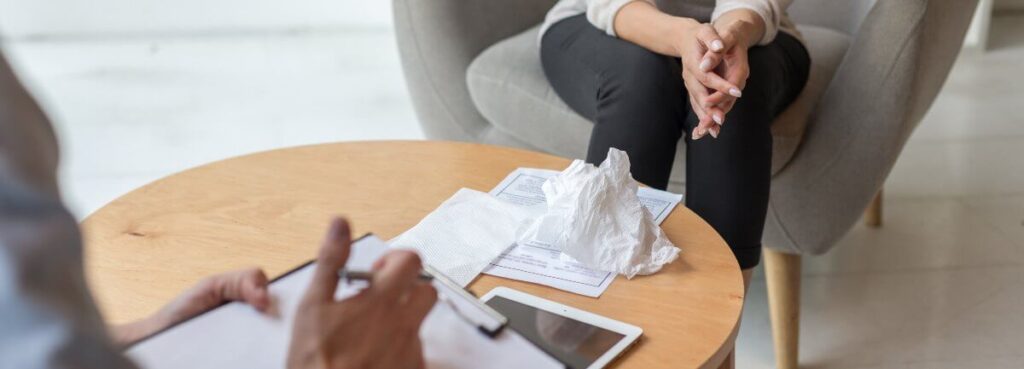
[287,217,437,369]
[341,263,508,337]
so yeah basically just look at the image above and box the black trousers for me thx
[540,15,809,269]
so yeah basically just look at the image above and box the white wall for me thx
[0,0,391,39]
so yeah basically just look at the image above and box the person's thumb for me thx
[305,217,352,302]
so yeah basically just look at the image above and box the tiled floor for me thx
[4,13,1024,369]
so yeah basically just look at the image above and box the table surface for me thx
[82,141,743,369]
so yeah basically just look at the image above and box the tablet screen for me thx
[486,296,626,369]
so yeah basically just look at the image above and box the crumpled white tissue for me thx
[517,149,680,278]
[390,188,535,287]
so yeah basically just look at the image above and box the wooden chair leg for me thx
[865,189,883,227]
[765,248,801,369]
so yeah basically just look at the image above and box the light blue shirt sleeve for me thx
[0,51,138,369]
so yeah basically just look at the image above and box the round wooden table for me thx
[82,141,743,369]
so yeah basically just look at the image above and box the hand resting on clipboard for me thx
[125,219,564,369]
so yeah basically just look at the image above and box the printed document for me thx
[483,168,682,297]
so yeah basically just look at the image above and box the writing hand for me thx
[287,217,437,369]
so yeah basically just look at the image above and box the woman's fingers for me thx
[716,28,739,52]
[679,23,741,112]
[722,54,751,92]
[685,24,752,141]
[697,70,742,97]
[719,98,737,116]
[689,95,708,140]
[695,24,725,52]
[703,91,735,124]
[691,92,721,139]
[693,116,717,139]
[697,107,718,138]
[684,53,740,98]
[683,71,710,116]
[683,38,739,98]
[704,91,731,109]
[689,93,707,120]
[705,105,726,127]
[699,50,722,73]
[697,89,735,134]
[683,76,716,140]
[688,94,717,140]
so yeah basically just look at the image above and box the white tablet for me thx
[481,287,643,369]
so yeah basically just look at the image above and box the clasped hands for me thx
[111,218,436,369]
[675,21,751,140]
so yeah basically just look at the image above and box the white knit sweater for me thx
[539,0,800,46]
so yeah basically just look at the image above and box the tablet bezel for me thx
[481,287,643,369]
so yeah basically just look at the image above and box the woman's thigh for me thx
[541,15,691,189]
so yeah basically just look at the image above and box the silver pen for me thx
[337,269,434,282]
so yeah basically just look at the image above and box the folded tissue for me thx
[517,149,680,278]
[390,188,535,286]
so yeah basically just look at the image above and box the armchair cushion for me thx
[467,25,592,161]
[466,24,850,180]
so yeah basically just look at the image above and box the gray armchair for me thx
[393,0,977,367]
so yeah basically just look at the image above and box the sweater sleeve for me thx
[712,0,793,45]
[584,0,655,37]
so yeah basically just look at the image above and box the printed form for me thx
[483,168,682,297]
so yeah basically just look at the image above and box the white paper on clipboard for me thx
[483,168,682,297]
[126,236,563,369]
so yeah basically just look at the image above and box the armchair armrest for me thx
[764,0,979,254]
[392,0,554,141]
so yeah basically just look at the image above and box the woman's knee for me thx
[591,47,688,144]
[597,44,685,108]
[739,39,806,114]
